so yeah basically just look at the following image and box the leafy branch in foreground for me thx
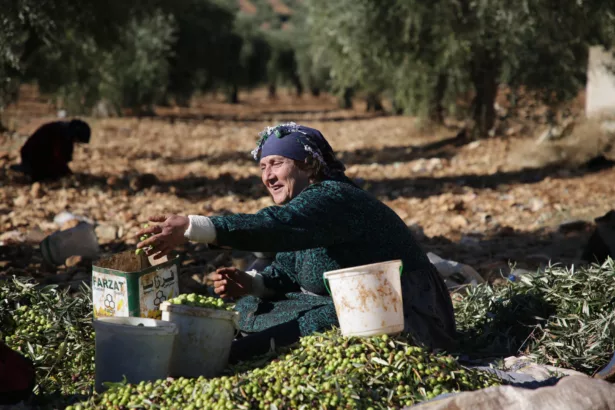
[454,259,615,373]
[0,277,95,403]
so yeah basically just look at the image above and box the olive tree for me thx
[0,1,144,123]
[306,0,615,136]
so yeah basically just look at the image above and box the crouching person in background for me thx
[10,119,91,182]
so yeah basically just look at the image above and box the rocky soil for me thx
[1,88,612,290]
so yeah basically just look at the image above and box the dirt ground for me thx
[1,86,612,290]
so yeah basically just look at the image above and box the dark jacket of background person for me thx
[18,119,91,182]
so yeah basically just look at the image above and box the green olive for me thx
[168,294,235,311]
[12,293,501,410]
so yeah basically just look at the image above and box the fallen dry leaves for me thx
[1,88,613,287]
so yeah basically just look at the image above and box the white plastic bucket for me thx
[41,221,100,265]
[93,317,178,392]
[323,260,404,337]
[160,301,238,378]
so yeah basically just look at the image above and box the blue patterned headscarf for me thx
[251,122,346,177]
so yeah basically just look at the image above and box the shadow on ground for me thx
[152,109,387,125]
[360,158,615,200]
[419,223,593,281]
[4,133,612,203]
[337,133,471,166]
[122,132,469,166]
[1,169,268,202]
[0,214,594,290]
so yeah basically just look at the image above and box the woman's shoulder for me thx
[288,178,371,210]
[307,177,362,193]
[297,179,359,199]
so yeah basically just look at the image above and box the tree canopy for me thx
[2,0,615,135]
[306,0,615,135]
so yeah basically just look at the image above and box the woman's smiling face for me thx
[260,155,311,205]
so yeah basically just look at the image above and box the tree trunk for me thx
[173,93,190,108]
[158,93,173,108]
[428,74,447,124]
[0,76,20,132]
[470,54,499,138]
[366,93,384,112]
[227,84,239,104]
[292,75,303,97]
[135,104,156,118]
[20,27,44,68]
[339,88,354,109]
[391,99,404,115]
[268,84,277,99]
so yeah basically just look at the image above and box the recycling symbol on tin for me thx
[104,294,115,310]
[154,290,166,306]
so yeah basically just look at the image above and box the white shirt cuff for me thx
[184,215,217,243]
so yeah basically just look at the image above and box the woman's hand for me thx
[136,214,190,259]
[209,267,254,299]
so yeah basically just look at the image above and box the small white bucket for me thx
[323,260,404,337]
[93,317,178,392]
[160,301,238,378]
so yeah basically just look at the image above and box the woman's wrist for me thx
[183,215,217,243]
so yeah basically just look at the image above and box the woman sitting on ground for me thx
[136,123,456,362]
